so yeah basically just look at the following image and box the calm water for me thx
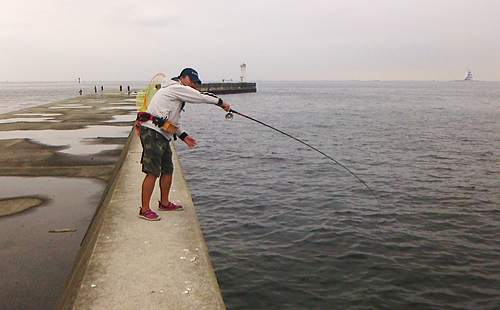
[1,80,499,309]
[176,81,500,310]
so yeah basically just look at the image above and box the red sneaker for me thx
[138,209,161,221]
[158,201,184,211]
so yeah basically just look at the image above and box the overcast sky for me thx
[1,0,499,82]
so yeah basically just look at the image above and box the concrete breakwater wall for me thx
[0,92,139,309]
[57,132,226,310]
[0,92,225,310]
[199,82,257,94]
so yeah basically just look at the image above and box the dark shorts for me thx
[139,126,173,176]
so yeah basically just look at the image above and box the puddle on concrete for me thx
[0,117,61,124]
[0,125,131,155]
[48,104,94,109]
[63,143,122,155]
[104,114,136,123]
[0,176,106,310]
[99,106,137,110]
[15,113,62,117]
[107,101,136,105]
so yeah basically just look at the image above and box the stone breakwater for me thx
[57,134,226,310]
[0,92,137,182]
[0,92,138,309]
[199,82,257,94]
[0,92,225,310]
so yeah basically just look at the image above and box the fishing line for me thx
[226,109,380,204]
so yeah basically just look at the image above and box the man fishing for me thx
[137,68,231,220]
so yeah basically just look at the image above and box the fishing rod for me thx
[226,109,380,204]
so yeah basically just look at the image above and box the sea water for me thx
[177,81,500,310]
[2,80,500,309]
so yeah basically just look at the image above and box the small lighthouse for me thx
[198,63,256,93]
[240,63,247,82]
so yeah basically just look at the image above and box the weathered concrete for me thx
[0,92,226,309]
[57,133,226,310]
[0,93,136,181]
[0,197,43,216]
[0,92,139,309]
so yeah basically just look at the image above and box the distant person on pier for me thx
[136,68,231,221]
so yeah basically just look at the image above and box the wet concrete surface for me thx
[0,92,137,309]
[0,93,137,181]
[0,177,106,310]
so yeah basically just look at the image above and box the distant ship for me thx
[464,69,473,81]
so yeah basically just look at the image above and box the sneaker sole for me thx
[158,201,184,211]
[158,207,184,211]
[138,214,161,221]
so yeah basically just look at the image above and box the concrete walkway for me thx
[59,132,226,310]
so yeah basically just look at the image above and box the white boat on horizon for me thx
[464,69,473,81]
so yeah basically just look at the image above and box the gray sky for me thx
[1,0,499,82]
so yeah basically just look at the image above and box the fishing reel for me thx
[225,112,234,120]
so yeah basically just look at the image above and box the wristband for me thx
[179,132,189,141]
[216,98,223,106]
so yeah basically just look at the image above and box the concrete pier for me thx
[0,92,226,310]
[57,133,226,310]
[199,82,257,94]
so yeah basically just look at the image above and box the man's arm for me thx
[170,84,232,111]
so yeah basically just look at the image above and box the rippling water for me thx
[2,80,499,309]
[177,81,500,310]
